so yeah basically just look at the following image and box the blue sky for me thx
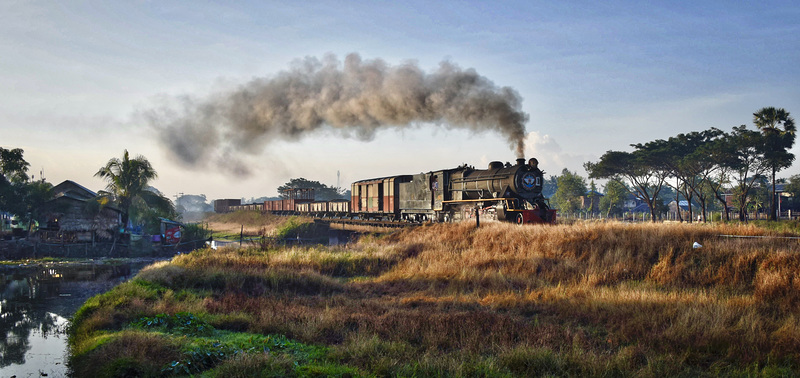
[2,1,799,200]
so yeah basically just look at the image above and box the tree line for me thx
[1,148,176,237]
[2,145,351,236]
[561,107,796,222]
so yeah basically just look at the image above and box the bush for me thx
[274,216,317,240]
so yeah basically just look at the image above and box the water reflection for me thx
[0,261,153,377]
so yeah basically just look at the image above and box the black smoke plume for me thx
[145,53,528,176]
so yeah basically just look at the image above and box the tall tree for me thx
[0,147,52,225]
[784,175,800,212]
[599,178,627,218]
[550,169,587,214]
[587,180,600,214]
[0,147,30,184]
[698,130,739,221]
[647,129,725,222]
[585,148,668,222]
[277,178,347,201]
[726,125,770,221]
[684,129,728,222]
[1,147,31,214]
[95,150,173,227]
[753,107,795,220]
[634,137,691,221]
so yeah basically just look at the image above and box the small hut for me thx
[38,180,122,243]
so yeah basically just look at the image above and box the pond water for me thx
[0,260,156,377]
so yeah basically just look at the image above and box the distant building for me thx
[624,193,648,212]
[37,180,122,242]
[667,200,691,219]
[579,190,603,212]
[722,182,789,212]
[1,211,14,236]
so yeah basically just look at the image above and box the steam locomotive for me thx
[216,157,556,225]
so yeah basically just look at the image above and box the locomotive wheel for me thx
[515,213,524,225]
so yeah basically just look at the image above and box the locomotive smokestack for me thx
[144,53,529,175]
[516,158,526,166]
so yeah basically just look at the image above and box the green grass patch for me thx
[750,219,800,235]
[273,216,324,241]
[121,312,353,376]
[71,310,361,376]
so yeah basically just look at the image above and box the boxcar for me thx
[310,201,329,213]
[351,176,410,220]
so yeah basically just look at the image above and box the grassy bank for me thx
[68,221,800,376]
[204,210,313,239]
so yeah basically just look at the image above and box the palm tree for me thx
[95,150,173,228]
[753,107,796,220]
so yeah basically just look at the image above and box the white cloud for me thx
[523,131,593,176]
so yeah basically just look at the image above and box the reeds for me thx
[69,220,800,376]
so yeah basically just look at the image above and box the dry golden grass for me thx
[70,220,800,375]
[204,211,312,236]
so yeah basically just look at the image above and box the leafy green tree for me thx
[1,147,31,214]
[0,147,30,184]
[636,137,691,221]
[753,107,795,220]
[551,169,587,214]
[656,186,676,220]
[131,188,179,234]
[1,148,52,230]
[277,178,347,201]
[631,131,726,223]
[21,180,54,226]
[786,175,800,196]
[587,180,600,214]
[600,178,627,218]
[683,129,729,222]
[585,148,668,223]
[95,150,174,228]
[699,131,738,221]
[784,174,800,212]
[726,125,770,221]
[671,129,725,222]
[745,176,770,217]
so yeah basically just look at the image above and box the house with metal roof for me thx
[37,180,122,243]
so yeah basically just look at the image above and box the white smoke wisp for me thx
[144,53,529,176]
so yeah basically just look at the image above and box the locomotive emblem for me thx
[522,172,536,189]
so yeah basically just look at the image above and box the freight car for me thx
[214,156,555,225]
